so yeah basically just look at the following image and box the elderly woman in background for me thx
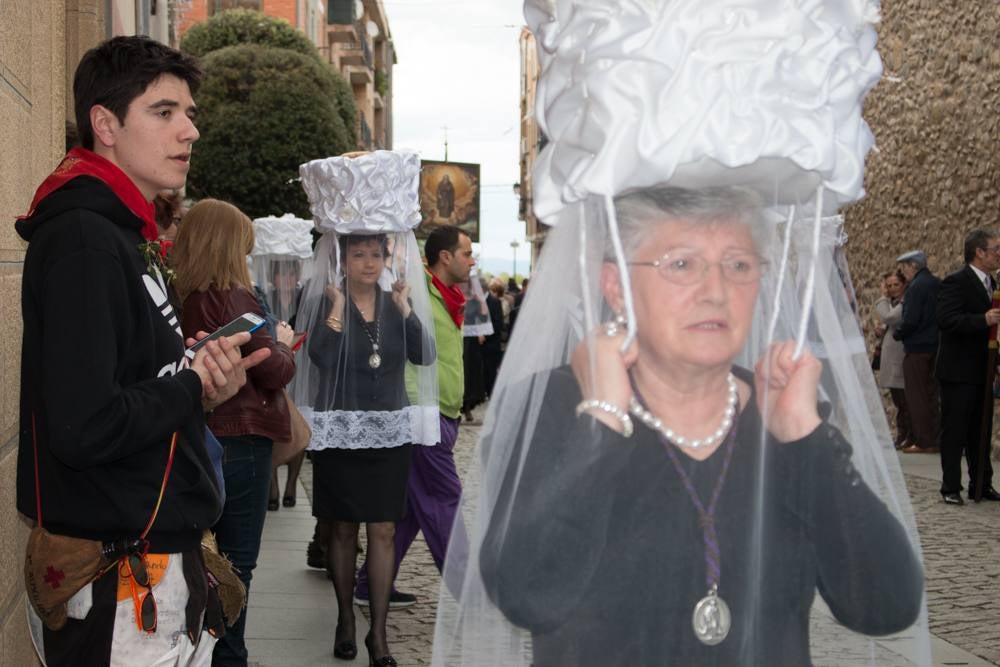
[874,271,912,449]
[477,187,924,665]
[172,199,297,667]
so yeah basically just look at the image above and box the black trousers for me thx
[902,352,940,449]
[939,380,994,495]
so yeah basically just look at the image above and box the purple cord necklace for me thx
[641,386,740,646]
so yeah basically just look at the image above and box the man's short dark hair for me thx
[964,229,998,263]
[73,36,202,150]
[425,226,469,267]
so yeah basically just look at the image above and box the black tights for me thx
[328,520,396,657]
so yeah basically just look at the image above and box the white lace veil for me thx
[249,213,314,326]
[291,151,440,450]
[431,1,931,665]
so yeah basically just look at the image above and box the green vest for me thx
[407,271,464,419]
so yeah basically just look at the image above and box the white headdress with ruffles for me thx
[250,213,314,258]
[526,0,883,221]
[299,150,422,235]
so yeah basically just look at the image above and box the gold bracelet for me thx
[325,315,342,331]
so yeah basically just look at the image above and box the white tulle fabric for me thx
[299,150,422,235]
[251,214,314,258]
[525,0,883,219]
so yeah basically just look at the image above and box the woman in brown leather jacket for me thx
[172,198,296,667]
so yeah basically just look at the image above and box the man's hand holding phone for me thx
[188,330,271,412]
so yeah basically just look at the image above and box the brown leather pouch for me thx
[23,527,111,631]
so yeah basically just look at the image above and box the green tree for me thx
[188,44,357,219]
[180,8,317,59]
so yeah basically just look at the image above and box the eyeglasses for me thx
[121,552,157,633]
[629,252,767,286]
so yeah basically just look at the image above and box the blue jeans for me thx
[211,435,273,667]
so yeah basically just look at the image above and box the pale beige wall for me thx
[0,1,105,661]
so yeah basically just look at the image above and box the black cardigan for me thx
[480,366,923,666]
[307,290,433,412]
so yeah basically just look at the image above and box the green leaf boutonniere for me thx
[138,239,176,285]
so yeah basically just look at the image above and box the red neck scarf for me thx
[19,147,158,241]
[428,269,466,328]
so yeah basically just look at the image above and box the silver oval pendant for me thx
[692,588,730,645]
[368,353,382,369]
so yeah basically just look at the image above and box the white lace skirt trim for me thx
[302,405,441,450]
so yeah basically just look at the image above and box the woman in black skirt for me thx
[305,232,434,665]
[297,151,440,666]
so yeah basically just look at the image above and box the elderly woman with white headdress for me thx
[430,2,930,666]
[295,151,439,667]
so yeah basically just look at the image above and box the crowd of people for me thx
[872,235,1000,505]
[16,35,486,667]
[16,0,954,662]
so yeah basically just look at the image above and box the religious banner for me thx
[418,160,480,241]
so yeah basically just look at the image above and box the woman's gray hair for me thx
[608,185,768,261]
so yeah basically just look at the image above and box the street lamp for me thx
[510,240,520,281]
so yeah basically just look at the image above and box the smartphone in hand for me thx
[185,313,265,360]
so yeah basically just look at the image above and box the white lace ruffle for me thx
[525,0,883,218]
[301,405,441,450]
[299,151,422,235]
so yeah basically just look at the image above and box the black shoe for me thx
[267,498,280,511]
[969,487,1000,501]
[942,492,965,505]
[334,626,357,660]
[306,539,326,569]
[365,633,398,667]
[282,495,296,507]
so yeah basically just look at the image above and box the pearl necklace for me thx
[629,373,738,449]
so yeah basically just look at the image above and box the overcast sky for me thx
[384,0,530,274]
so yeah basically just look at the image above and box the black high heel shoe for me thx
[267,497,280,512]
[282,494,296,508]
[333,638,357,660]
[364,632,397,666]
[334,623,357,660]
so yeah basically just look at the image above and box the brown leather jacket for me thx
[181,285,296,441]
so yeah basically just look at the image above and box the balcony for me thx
[345,64,373,85]
[327,25,357,43]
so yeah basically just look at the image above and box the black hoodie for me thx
[16,176,221,553]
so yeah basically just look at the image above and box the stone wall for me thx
[844,0,1000,453]
[846,0,1000,325]
[0,1,100,662]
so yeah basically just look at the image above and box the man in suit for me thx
[935,229,1000,505]
[894,250,941,454]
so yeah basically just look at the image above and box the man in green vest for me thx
[355,225,476,606]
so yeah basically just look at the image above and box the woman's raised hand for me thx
[570,321,638,433]
[391,279,412,318]
[275,320,294,347]
[753,341,822,442]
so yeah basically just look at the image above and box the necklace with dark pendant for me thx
[643,385,739,646]
[357,300,382,369]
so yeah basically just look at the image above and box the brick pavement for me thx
[247,407,1000,666]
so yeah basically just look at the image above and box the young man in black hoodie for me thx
[16,36,269,665]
